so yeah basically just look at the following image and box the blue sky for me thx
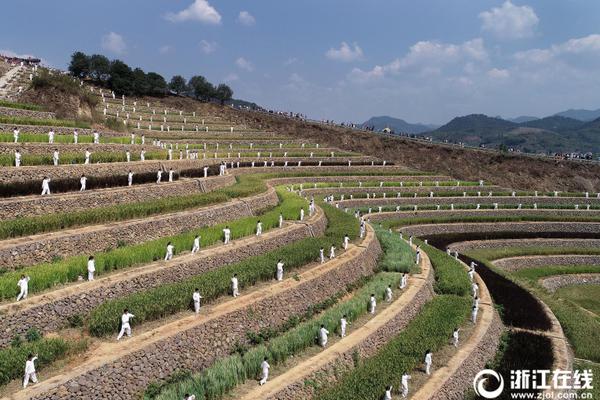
[2,0,600,124]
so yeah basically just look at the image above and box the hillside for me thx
[554,108,600,121]
[363,115,437,134]
[507,115,539,123]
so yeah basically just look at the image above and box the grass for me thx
[573,360,600,400]
[0,337,88,386]
[467,247,600,261]
[291,180,480,189]
[417,241,471,296]
[373,226,416,273]
[0,132,139,144]
[0,99,44,111]
[86,203,359,337]
[0,115,90,129]
[0,188,305,301]
[149,272,402,400]
[513,265,600,281]
[555,284,600,316]
[314,295,470,400]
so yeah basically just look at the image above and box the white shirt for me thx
[87,259,95,272]
[193,292,202,302]
[25,357,37,374]
[384,389,392,400]
[121,312,134,326]
[370,296,376,308]
[85,151,91,158]
[231,277,238,289]
[401,374,411,386]
[18,277,30,289]
[319,327,329,340]
[277,262,284,272]
[81,176,87,186]
[261,360,270,373]
[193,237,200,248]
[53,151,59,160]
[42,178,50,188]
[166,244,174,254]
[223,228,231,237]
[425,353,432,364]
[340,318,347,329]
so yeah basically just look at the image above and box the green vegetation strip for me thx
[292,181,478,189]
[418,240,471,296]
[314,295,470,400]
[149,272,402,400]
[381,215,600,230]
[513,265,600,281]
[467,247,600,261]
[556,284,600,316]
[0,188,305,301]
[0,99,44,111]
[0,337,88,386]
[373,226,416,273]
[87,203,359,336]
[0,115,90,129]
[333,191,594,200]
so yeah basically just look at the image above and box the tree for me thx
[188,75,215,101]
[132,68,149,96]
[88,54,111,83]
[214,84,233,104]
[68,52,90,79]
[168,75,187,94]
[109,59,134,95]
[146,72,167,97]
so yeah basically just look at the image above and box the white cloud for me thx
[513,34,600,64]
[513,48,553,63]
[235,57,254,71]
[237,11,256,26]
[348,38,488,83]
[557,34,600,54]
[325,42,364,62]
[101,32,127,55]
[479,1,539,39]
[283,57,298,66]
[224,73,239,83]
[165,0,221,24]
[487,68,510,79]
[199,40,217,54]
[159,45,172,54]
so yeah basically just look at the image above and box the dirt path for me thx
[236,242,431,400]
[2,225,375,400]
[0,207,323,315]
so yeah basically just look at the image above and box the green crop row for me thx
[151,272,402,400]
[0,99,44,111]
[0,150,167,166]
[292,180,479,189]
[330,191,595,200]
[315,295,470,400]
[0,115,90,129]
[87,203,358,336]
[0,132,139,144]
[0,188,305,301]
[0,337,88,386]
[373,226,416,273]
[417,241,471,296]
[466,246,600,261]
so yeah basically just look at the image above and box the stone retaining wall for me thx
[268,254,435,400]
[0,123,99,136]
[343,196,600,208]
[0,210,328,346]
[449,239,600,253]
[0,156,378,183]
[540,273,600,292]
[493,255,600,271]
[232,165,408,177]
[31,226,381,400]
[307,186,499,197]
[0,187,279,269]
[270,175,452,185]
[0,106,55,119]
[400,222,600,238]
[367,209,600,223]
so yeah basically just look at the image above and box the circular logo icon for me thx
[473,369,505,399]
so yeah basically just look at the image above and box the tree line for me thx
[68,51,233,103]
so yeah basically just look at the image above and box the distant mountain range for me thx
[364,108,600,154]
[362,116,439,134]
[422,114,600,154]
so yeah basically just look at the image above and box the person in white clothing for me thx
[191,235,201,254]
[400,273,408,290]
[401,372,412,398]
[472,282,479,298]
[452,327,460,347]
[87,255,96,281]
[473,296,480,310]
[116,309,135,340]
[127,170,134,187]
[80,174,87,191]
[471,305,478,323]
[192,288,203,314]
[256,220,263,236]
[93,131,100,144]
[319,324,329,347]
[84,149,91,164]
[13,127,20,143]
[468,269,475,282]
[278,213,284,228]
[164,242,174,261]
[415,248,421,265]
[140,149,146,161]
[319,247,325,263]
[130,133,135,145]
[52,149,59,166]
[41,177,51,195]
[369,293,377,314]
[223,226,231,244]
[259,357,270,385]
[168,168,174,182]
[184,394,196,400]
[343,234,350,250]
[340,314,350,337]
[385,285,393,302]
[156,170,163,183]
[384,385,393,400]
[73,130,78,144]
[17,275,30,301]
[329,245,336,259]
[23,353,38,388]
[14,150,21,167]
[48,129,55,144]
[424,350,433,375]
[276,259,284,281]
[231,274,239,297]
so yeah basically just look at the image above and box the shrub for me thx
[25,328,42,342]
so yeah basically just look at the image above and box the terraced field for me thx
[0,73,597,400]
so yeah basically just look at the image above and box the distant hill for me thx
[422,113,599,155]
[363,116,438,134]
[554,108,600,121]
[508,115,539,123]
